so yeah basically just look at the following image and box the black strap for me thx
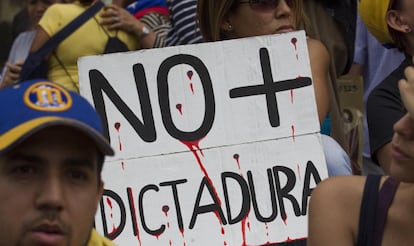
[372,177,400,246]
[31,1,105,59]
[356,175,381,246]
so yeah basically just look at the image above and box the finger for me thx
[103,4,117,10]
[14,60,25,66]
[8,72,20,80]
[6,63,22,73]
[5,67,21,79]
[399,77,414,118]
[404,65,414,83]
[101,6,118,17]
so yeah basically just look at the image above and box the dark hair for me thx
[78,0,94,5]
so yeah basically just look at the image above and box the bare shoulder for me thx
[308,176,367,246]
[306,38,329,61]
[311,176,366,205]
[306,38,328,53]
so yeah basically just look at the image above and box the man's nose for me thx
[35,175,65,211]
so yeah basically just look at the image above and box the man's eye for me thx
[11,166,36,176]
[67,170,89,183]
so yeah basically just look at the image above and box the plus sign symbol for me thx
[229,48,312,127]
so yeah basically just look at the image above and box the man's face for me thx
[0,126,104,246]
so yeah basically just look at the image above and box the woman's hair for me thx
[197,0,306,42]
[78,0,94,5]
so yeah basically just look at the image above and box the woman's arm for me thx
[307,38,331,124]
[29,26,51,53]
[100,4,157,49]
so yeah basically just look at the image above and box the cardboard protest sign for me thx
[78,30,328,245]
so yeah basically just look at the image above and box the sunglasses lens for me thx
[250,0,279,10]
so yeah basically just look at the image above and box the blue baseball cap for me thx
[0,79,114,156]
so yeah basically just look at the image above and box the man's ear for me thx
[387,10,412,33]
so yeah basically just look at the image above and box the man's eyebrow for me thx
[5,153,44,163]
[3,154,96,170]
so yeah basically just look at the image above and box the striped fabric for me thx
[140,12,171,47]
[165,0,203,46]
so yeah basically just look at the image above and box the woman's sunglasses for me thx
[239,0,294,10]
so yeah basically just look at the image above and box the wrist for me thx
[136,25,151,40]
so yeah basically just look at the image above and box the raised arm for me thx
[307,38,331,125]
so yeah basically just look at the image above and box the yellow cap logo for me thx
[24,82,72,112]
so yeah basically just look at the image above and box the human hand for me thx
[399,58,414,118]
[0,61,24,89]
[100,4,145,37]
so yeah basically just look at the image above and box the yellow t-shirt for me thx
[88,229,115,246]
[39,2,138,92]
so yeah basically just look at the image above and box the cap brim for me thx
[0,116,114,156]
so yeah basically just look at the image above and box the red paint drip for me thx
[167,222,170,228]
[190,83,194,94]
[285,237,307,243]
[265,222,269,237]
[180,139,223,226]
[213,211,224,226]
[297,163,301,180]
[121,161,125,170]
[241,210,251,246]
[180,228,185,238]
[291,125,295,142]
[127,188,142,246]
[291,37,297,49]
[110,224,118,235]
[187,70,193,80]
[162,205,170,217]
[118,135,122,151]
[106,197,114,224]
[233,153,240,170]
[114,122,121,132]
[291,37,299,60]
[169,240,172,246]
[221,226,225,235]
[154,232,163,240]
[290,89,294,104]
[283,213,288,225]
[176,104,183,115]
[114,122,122,151]
[106,197,113,209]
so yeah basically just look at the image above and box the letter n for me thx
[89,67,156,143]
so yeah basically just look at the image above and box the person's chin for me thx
[389,160,414,182]
[23,231,68,246]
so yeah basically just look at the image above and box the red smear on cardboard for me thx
[291,37,299,60]
[127,188,142,246]
[176,104,183,115]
